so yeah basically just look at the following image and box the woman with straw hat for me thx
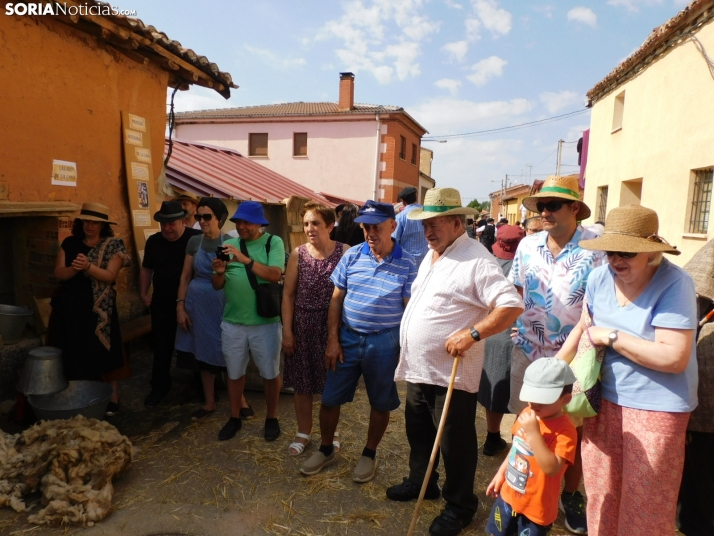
[554,204,698,536]
[49,202,131,416]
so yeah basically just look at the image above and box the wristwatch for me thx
[246,260,255,271]
[608,330,619,347]
[470,327,481,341]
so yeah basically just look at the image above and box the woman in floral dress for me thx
[282,202,344,456]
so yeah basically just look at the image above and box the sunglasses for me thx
[195,214,214,222]
[536,200,573,213]
[605,251,638,259]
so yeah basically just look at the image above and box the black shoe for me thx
[560,490,588,534]
[264,418,281,441]
[239,404,254,419]
[386,477,440,502]
[218,417,242,441]
[428,509,474,536]
[105,401,120,417]
[483,434,508,456]
[144,389,169,407]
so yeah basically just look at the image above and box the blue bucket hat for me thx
[354,200,395,224]
[230,201,269,225]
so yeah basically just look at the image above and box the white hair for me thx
[647,252,664,266]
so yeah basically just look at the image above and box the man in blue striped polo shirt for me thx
[299,200,418,482]
[393,186,429,266]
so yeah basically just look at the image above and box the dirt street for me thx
[0,340,578,535]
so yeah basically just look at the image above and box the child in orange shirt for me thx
[486,358,578,535]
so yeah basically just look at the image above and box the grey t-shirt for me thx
[185,234,232,256]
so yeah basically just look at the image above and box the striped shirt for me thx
[393,204,429,266]
[331,241,417,333]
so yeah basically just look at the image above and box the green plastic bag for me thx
[564,300,605,419]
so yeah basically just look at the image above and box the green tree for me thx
[467,199,491,212]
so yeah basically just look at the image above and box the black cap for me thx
[398,186,418,200]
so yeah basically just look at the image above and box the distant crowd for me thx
[47,175,712,536]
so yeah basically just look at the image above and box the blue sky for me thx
[127,0,690,203]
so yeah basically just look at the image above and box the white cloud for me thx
[606,0,663,11]
[408,96,533,134]
[317,0,440,84]
[466,55,507,86]
[539,90,582,113]
[472,0,512,36]
[170,87,235,114]
[435,78,462,95]
[567,7,597,28]
[442,40,469,62]
[465,18,482,41]
[444,0,463,9]
[533,4,555,18]
[244,46,307,69]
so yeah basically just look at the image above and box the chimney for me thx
[338,72,355,111]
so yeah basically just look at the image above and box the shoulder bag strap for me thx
[239,238,260,291]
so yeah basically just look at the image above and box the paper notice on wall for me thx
[128,114,146,132]
[134,147,152,163]
[137,181,149,208]
[143,228,158,240]
[51,160,78,187]
[125,129,143,146]
[131,162,149,181]
[132,210,151,227]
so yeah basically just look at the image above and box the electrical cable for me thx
[422,108,589,140]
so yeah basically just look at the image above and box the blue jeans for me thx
[321,325,401,412]
[486,495,551,536]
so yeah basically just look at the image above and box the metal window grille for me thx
[249,133,268,156]
[399,136,406,160]
[689,168,713,234]
[597,186,608,222]
[411,143,417,165]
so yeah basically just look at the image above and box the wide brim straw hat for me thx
[173,191,199,204]
[579,204,680,255]
[522,175,591,220]
[684,238,714,301]
[78,202,117,224]
[407,187,477,220]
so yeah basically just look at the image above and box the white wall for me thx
[176,119,379,203]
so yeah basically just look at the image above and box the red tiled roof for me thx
[318,192,365,207]
[52,1,236,97]
[587,0,714,105]
[163,139,337,207]
[175,102,402,120]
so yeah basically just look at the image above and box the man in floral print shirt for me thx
[507,175,604,535]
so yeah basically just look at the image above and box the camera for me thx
[215,246,230,262]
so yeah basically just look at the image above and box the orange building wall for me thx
[0,15,170,318]
[380,120,421,202]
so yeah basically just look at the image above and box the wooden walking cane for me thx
[406,355,461,536]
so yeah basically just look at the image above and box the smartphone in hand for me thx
[215,246,230,262]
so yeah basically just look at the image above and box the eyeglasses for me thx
[605,251,638,259]
[195,214,214,222]
[536,200,573,213]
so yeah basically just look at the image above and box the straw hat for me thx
[78,202,117,224]
[173,192,199,204]
[407,187,477,220]
[522,175,591,220]
[579,204,680,255]
[684,239,714,301]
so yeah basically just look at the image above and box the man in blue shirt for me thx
[299,200,418,483]
[393,186,429,266]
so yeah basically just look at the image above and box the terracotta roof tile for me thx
[587,0,714,105]
[174,102,403,121]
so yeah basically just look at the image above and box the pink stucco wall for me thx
[175,119,380,203]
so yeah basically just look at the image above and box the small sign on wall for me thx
[51,160,77,187]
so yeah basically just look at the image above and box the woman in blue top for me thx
[555,204,698,536]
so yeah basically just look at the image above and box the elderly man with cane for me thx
[387,188,523,536]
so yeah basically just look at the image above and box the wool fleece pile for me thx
[0,415,132,526]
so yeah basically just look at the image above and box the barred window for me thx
[596,186,608,222]
[399,136,406,160]
[689,168,713,234]
[249,133,268,156]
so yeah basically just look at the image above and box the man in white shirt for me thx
[387,188,524,536]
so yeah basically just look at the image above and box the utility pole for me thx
[556,139,564,175]
[526,164,532,184]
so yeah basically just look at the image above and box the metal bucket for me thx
[0,304,33,344]
[16,346,68,395]
[28,380,113,421]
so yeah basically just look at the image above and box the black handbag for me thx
[239,234,283,318]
